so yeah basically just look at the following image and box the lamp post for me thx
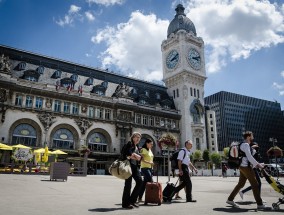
[269,137,278,178]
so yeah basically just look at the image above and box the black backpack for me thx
[227,142,245,169]
[170,149,186,170]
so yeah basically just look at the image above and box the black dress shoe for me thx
[186,199,197,202]
[122,205,134,209]
[130,203,139,208]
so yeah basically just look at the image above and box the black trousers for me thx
[174,164,193,201]
[122,163,142,207]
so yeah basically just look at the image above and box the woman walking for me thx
[121,132,143,209]
[138,138,154,202]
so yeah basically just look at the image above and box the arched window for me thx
[88,132,108,152]
[36,66,45,74]
[16,62,26,71]
[52,128,74,149]
[70,74,78,82]
[51,70,62,79]
[12,124,37,147]
[85,77,93,86]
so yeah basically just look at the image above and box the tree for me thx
[193,150,202,162]
[210,152,221,168]
[223,147,229,160]
[202,149,210,166]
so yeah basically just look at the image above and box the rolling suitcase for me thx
[144,167,163,205]
[162,178,179,202]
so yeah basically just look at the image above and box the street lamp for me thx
[269,137,278,178]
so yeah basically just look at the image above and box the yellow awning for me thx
[50,150,67,155]
[11,144,31,149]
[0,143,12,150]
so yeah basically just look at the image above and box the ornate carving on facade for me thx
[0,88,8,102]
[81,105,87,113]
[45,99,52,109]
[0,54,11,74]
[117,111,132,122]
[190,99,205,124]
[38,113,56,130]
[182,85,188,99]
[75,118,93,135]
[112,82,131,98]
[0,104,7,123]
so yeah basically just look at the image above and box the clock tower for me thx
[162,4,207,151]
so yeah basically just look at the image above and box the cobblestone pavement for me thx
[0,174,283,215]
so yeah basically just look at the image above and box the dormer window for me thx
[51,70,62,79]
[163,104,170,109]
[70,74,78,82]
[140,99,146,105]
[21,70,39,82]
[145,90,149,97]
[36,66,45,74]
[101,81,108,88]
[96,90,104,96]
[132,88,137,95]
[15,62,26,71]
[156,93,161,100]
[85,77,93,86]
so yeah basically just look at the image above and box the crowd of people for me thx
[120,130,272,210]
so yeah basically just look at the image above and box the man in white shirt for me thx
[172,140,198,202]
[226,131,271,210]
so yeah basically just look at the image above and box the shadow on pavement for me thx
[88,208,125,212]
[213,207,251,213]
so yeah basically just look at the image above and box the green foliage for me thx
[223,147,229,158]
[210,152,222,168]
[202,149,210,163]
[193,150,202,161]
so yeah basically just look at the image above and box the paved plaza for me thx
[0,174,283,215]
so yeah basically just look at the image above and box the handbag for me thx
[109,159,132,180]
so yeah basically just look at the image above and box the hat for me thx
[131,132,141,139]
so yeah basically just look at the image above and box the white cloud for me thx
[91,0,284,82]
[273,82,284,96]
[86,0,124,7]
[85,11,95,21]
[185,0,284,73]
[91,11,168,82]
[281,71,284,77]
[55,5,83,27]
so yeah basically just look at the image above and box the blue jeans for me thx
[139,168,153,199]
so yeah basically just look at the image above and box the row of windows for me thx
[14,94,176,128]
[134,114,177,129]
[173,87,200,99]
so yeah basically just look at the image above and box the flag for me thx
[67,84,72,93]
[56,80,60,91]
[78,84,83,96]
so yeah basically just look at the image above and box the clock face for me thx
[188,48,201,70]
[166,50,179,69]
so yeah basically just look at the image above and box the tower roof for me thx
[167,4,196,38]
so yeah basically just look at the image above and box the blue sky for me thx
[0,0,284,109]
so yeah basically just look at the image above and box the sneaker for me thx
[257,205,272,210]
[226,200,240,208]
[262,199,267,203]
[175,196,182,199]
[130,203,139,208]
[122,205,134,209]
[238,191,244,200]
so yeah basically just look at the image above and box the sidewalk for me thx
[0,174,282,215]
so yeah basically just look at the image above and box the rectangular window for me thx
[105,109,111,120]
[210,120,213,125]
[177,89,179,97]
[160,118,165,127]
[173,90,175,98]
[35,97,43,109]
[142,115,148,125]
[72,103,79,115]
[197,89,200,98]
[135,114,141,124]
[210,114,212,118]
[25,95,33,108]
[54,100,61,112]
[211,127,213,132]
[15,94,22,106]
[63,102,70,113]
[88,107,94,118]
[194,89,196,97]
[190,87,193,96]
[211,134,214,138]
[172,120,176,129]
[95,107,103,118]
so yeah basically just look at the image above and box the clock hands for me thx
[192,56,200,61]
[170,53,178,62]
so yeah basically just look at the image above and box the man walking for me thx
[172,140,198,202]
[226,131,270,210]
